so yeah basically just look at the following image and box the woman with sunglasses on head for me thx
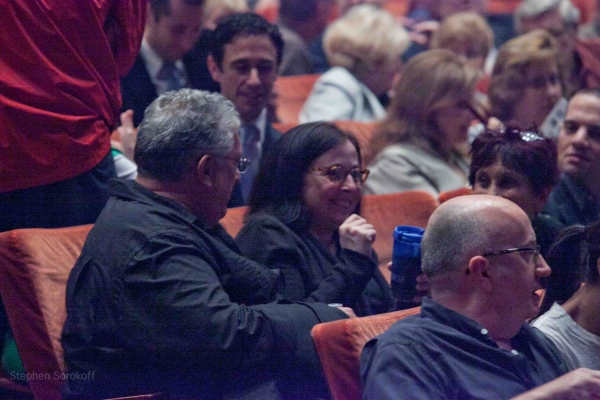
[470,127,562,258]
[236,122,394,316]
[532,220,600,370]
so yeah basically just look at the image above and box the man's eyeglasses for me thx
[562,120,600,142]
[310,165,370,184]
[222,156,252,173]
[482,245,541,265]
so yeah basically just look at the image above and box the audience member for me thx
[430,12,495,73]
[407,0,488,22]
[361,194,600,399]
[207,12,283,206]
[543,89,600,226]
[299,4,410,123]
[533,220,600,370]
[470,127,562,257]
[515,0,582,97]
[203,0,248,30]
[120,0,211,126]
[236,122,394,316]
[277,0,335,76]
[486,29,565,139]
[365,49,479,196]
[579,0,600,38]
[61,89,348,399]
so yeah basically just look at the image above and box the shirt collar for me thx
[140,39,186,95]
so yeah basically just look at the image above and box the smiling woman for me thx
[235,122,394,316]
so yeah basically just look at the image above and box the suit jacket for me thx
[227,123,282,208]
[542,174,600,226]
[121,42,218,126]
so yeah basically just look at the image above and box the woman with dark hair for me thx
[532,220,600,370]
[236,122,394,316]
[470,127,562,257]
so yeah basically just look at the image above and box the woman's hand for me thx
[339,214,376,257]
[413,273,430,303]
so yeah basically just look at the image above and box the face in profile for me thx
[433,96,475,150]
[145,0,204,62]
[511,62,562,128]
[302,140,363,234]
[208,34,278,124]
[473,159,546,217]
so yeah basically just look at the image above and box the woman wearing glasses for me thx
[532,220,600,370]
[469,127,562,258]
[236,122,394,316]
[364,49,480,196]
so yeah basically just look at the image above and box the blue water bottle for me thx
[391,226,425,309]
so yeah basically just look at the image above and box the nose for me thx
[572,125,591,147]
[246,68,261,86]
[340,173,358,190]
[535,255,552,278]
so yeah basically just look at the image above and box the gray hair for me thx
[514,0,580,33]
[134,89,240,181]
[421,200,495,277]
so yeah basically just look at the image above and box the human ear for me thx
[467,255,493,292]
[196,154,214,186]
[206,55,222,83]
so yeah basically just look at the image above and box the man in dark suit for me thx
[207,12,284,207]
[121,0,217,126]
[543,89,600,226]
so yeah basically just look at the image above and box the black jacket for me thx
[62,179,344,399]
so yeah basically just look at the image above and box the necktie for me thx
[239,124,260,203]
[157,61,183,92]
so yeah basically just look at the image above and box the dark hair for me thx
[540,220,600,314]
[248,122,362,232]
[469,127,559,193]
[209,12,284,68]
[149,0,205,20]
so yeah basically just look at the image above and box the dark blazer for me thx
[120,41,218,126]
[542,174,599,227]
[228,123,282,208]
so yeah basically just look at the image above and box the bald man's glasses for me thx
[482,245,541,265]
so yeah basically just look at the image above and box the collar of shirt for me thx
[140,39,186,95]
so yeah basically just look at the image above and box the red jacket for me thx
[0,0,145,192]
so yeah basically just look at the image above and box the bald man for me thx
[361,195,600,399]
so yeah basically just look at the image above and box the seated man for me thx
[361,195,600,399]
[61,89,348,399]
[543,89,600,226]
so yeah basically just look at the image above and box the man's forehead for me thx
[566,94,600,121]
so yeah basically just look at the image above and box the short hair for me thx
[209,12,284,68]
[134,89,239,182]
[421,200,492,277]
[469,127,559,193]
[248,122,362,232]
[149,0,205,21]
[367,49,480,164]
[430,12,494,60]
[323,4,409,79]
[489,29,561,123]
[514,0,580,33]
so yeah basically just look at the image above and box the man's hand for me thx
[512,369,600,400]
[339,214,376,257]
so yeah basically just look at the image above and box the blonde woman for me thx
[299,4,410,123]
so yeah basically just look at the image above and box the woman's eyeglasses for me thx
[310,165,370,184]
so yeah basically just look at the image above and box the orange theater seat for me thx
[273,74,320,125]
[438,187,474,204]
[361,191,439,283]
[311,307,421,400]
[220,206,249,238]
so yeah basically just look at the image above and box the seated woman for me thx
[364,49,480,196]
[532,220,600,370]
[469,127,562,258]
[483,29,565,139]
[236,122,394,316]
[299,4,410,123]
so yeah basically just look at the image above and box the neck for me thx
[309,222,336,253]
[562,284,600,336]
[136,175,195,213]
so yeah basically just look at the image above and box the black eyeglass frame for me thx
[482,245,541,264]
[310,165,370,184]
[221,156,252,173]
